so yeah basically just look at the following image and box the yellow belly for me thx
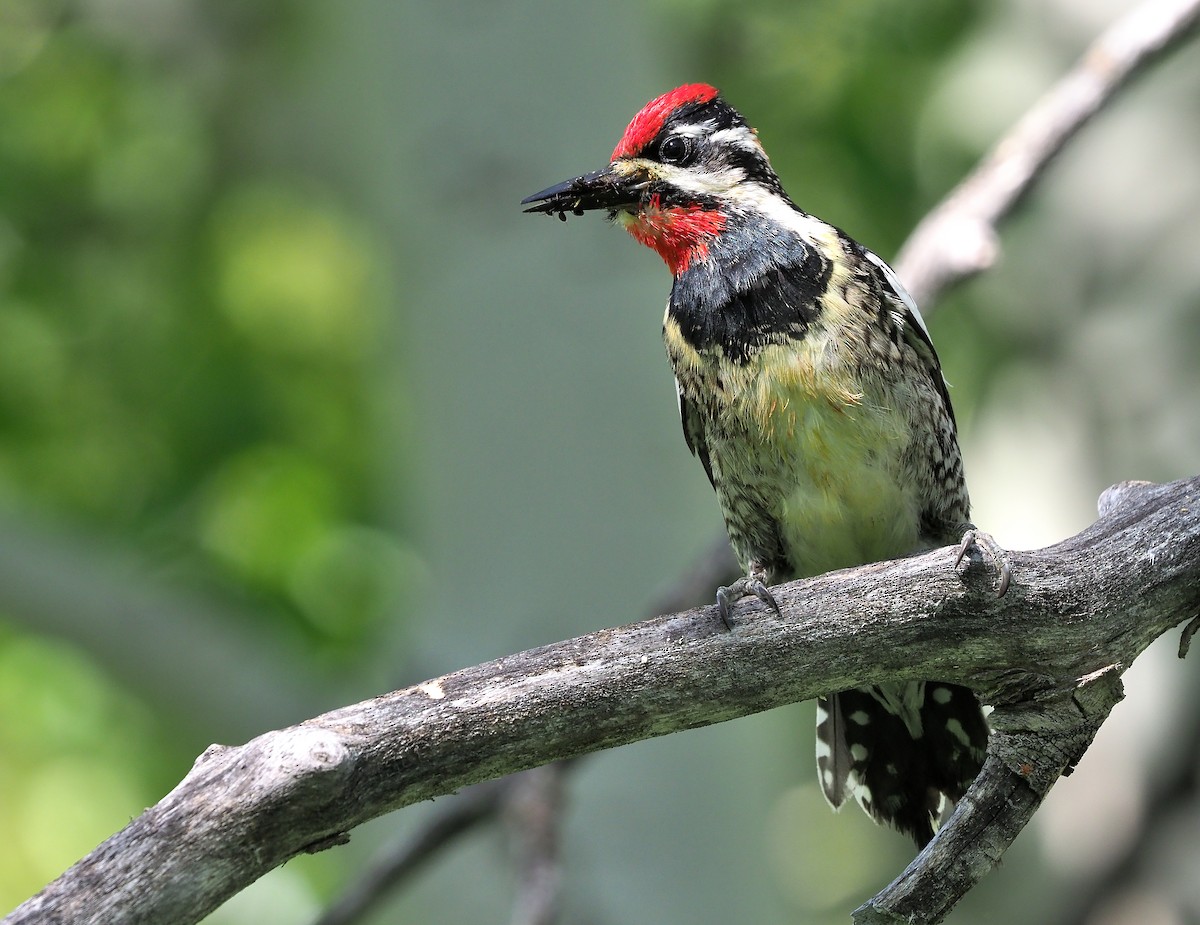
[671,323,925,580]
[730,386,921,576]
[774,406,923,576]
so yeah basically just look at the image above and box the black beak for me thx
[521,166,638,220]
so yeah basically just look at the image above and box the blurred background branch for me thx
[895,0,1200,307]
[310,777,510,925]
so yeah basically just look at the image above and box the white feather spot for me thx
[850,744,869,762]
[931,686,953,705]
[849,710,871,726]
[946,718,972,746]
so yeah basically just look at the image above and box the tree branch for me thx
[855,668,1126,924]
[5,476,1199,925]
[894,0,1200,307]
[309,538,738,925]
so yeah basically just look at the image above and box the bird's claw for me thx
[716,575,781,630]
[955,527,1012,597]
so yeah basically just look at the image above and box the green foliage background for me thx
[1,1,1198,923]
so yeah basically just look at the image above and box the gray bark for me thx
[6,476,1199,925]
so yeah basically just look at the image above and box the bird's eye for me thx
[658,135,693,166]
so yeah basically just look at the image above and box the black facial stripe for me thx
[644,185,725,211]
[640,99,788,203]
[719,144,783,194]
[645,98,746,162]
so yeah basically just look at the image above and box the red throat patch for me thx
[612,83,719,160]
[623,195,726,275]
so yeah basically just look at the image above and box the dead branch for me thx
[5,476,1199,925]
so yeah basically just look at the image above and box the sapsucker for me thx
[523,84,1008,848]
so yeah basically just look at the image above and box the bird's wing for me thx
[864,250,957,429]
[677,381,715,488]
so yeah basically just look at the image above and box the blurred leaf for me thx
[211,182,377,360]
[197,443,342,588]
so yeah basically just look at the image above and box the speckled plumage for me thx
[523,84,992,848]
[666,216,970,578]
[663,206,987,846]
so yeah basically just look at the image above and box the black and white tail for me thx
[815,681,988,847]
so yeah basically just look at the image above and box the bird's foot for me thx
[954,525,1012,597]
[716,573,780,630]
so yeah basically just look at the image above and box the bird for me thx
[522,83,1008,848]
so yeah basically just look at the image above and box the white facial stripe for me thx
[709,126,761,153]
[669,121,716,139]
[651,162,748,196]
[721,181,835,240]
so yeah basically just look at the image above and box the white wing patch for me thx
[863,247,954,398]
[863,249,931,341]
